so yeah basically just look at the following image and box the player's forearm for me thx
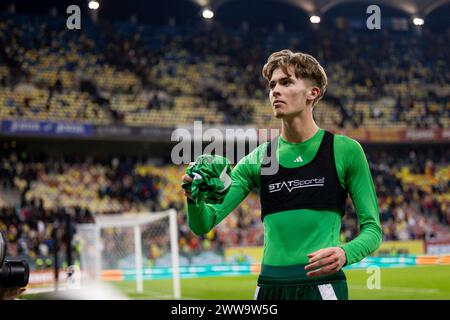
[340,218,382,265]
[186,182,251,235]
[186,200,216,235]
[341,189,383,265]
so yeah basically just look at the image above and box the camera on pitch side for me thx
[0,231,29,288]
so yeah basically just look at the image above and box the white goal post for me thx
[76,209,181,299]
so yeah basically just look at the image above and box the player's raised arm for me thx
[182,151,260,235]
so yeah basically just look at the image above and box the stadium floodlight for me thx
[310,15,321,24]
[88,1,100,10]
[413,17,424,26]
[202,9,214,19]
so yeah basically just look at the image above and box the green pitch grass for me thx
[112,265,450,300]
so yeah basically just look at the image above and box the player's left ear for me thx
[306,86,320,102]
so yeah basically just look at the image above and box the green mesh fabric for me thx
[182,154,232,204]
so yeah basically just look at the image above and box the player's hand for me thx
[0,286,26,300]
[304,247,347,277]
[181,174,193,200]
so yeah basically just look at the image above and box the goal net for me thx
[76,209,181,299]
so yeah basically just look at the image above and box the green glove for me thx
[182,154,232,205]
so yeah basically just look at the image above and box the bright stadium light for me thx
[202,9,214,19]
[413,17,424,26]
[89,1,100,10]
[310,15,321,24]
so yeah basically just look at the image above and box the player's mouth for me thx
[273,100,285,108]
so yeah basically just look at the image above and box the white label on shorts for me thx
[317,284,338,300]
[254,286,260,300]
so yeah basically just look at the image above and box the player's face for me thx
[268,66,313,119]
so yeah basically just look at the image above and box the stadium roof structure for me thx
[195,0,450,17]
[2,0,449,30]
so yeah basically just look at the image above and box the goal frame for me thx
[76,209,181,299]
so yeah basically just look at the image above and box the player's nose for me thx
[272,86,281,98]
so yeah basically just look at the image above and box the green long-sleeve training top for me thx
[186,128,382,266]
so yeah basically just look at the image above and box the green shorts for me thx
[255,264,348,300]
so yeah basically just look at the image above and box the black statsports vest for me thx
[260,131,347,221]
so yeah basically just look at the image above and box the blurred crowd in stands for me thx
[342,147,450,243]
[0,145,448,268]
[0,13,449,129]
